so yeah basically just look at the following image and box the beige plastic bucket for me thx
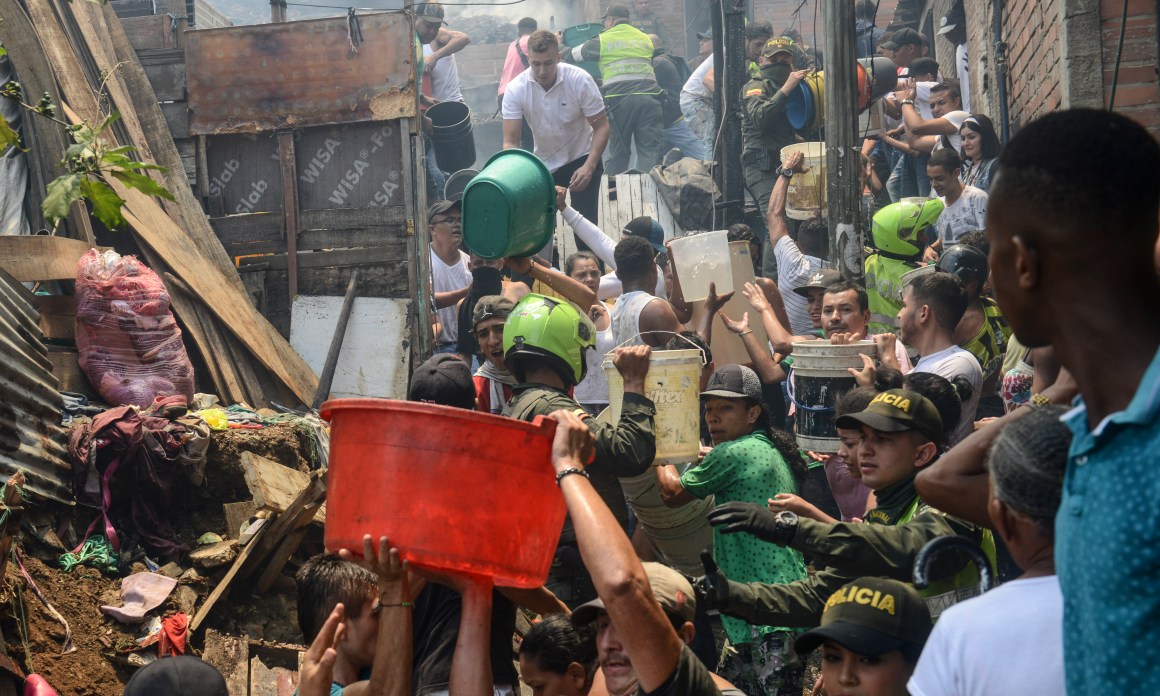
[781,142,827,221]
[603,343,704,466]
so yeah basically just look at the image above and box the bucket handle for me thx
[785,367,837,413]
[611,331,707,366]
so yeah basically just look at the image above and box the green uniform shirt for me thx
[504,384,656,535]
[718,500,990,629]
[681,431,807,644]
[739,76,797,164]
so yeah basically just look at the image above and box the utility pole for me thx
[710,0,745,228]
[822,0,864,278]
[270,0,287,22]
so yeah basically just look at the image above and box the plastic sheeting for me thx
[0,43,31,237]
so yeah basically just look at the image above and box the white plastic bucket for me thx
[781,142,827,221]
[603,345,704,466]
[790,340,877,453]
[668,230,733,303]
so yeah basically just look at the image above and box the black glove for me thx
[692,549,729,612]
[707,502,798,546]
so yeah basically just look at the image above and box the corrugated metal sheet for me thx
[0,270,74,504]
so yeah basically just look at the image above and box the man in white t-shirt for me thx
[427,199,472,353]
[767,150,823,335]
[896,271,981,444]
[926,148,987,257]
[898,79,969,153]
[502,30,609,238]
[935,7,971,113]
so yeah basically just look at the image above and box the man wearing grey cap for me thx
[547,410,742,696]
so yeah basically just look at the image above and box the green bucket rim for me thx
[462,149,556,260]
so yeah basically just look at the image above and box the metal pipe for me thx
[993,0,1010,142]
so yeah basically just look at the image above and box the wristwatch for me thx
[772,510,799,545]
[776,166,794,179]
[901,98,915,106]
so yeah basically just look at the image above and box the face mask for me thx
[761,62,792,86]
[470,266,503,296]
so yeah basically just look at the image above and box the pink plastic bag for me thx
[75,249,195,407]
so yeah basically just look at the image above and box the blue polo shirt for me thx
[1056,343,1160,694]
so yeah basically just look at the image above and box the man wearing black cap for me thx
[796,577,932,696]
[936,3,970,112]
[428,200,473,355]
[703,388,993,626]
[688,30,712,71]
[740,36,809,275]
[564,4,665,175]
[878,27,924,71]
[655,364,810,695]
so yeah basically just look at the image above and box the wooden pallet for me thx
[553,173,683,263]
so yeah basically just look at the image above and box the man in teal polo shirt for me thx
[985,109,1160,694]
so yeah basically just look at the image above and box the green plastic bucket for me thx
[462,149,556,259]
[563,23,603,82]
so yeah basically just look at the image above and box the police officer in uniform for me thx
[565,4,665,175]
[741,36,809,279]
[502,294,657,607]
[863,198,943,334]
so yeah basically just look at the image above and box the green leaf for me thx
[0,113,21,152]
[110,169,174,201]
[42,173,84,226]
[81,177,126,229]
[106,145,138,157]
[94,110,120,136]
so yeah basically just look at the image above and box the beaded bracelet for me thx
[556,468,590,486]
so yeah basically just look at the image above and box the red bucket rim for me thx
[319,398,556,435]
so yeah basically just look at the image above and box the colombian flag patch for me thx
[744,88,762,97]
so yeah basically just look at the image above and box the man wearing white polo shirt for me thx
[502,29,609,236]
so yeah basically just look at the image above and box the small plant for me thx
[0,72,173,232]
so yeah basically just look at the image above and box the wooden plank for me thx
[628,174,643,220]
[190,524,269,632]
[0,236,93,282]
[202,630,249,696]
[46,347,95,397]
[184,14,416,134]
[33,296,76,341]
[119,15,177,50]
[110,0,158,18]
[237,247,403,273]
[164,271,250,405]
[234,472,325,589]
[211,207,407,249]
[278,133,300,301]
[223,501,257,540]
[240,452,325,524]
[160,100,189,140]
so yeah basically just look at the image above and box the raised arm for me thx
[550,410,685,692]
[508,255,597,309]
[766,151,800,245]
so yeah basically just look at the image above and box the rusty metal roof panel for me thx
[185,12,417,135]
[0,272,74,504]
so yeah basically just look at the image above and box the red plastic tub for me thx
[321,399,565,588]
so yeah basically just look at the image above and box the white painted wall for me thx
[290,296,411,400]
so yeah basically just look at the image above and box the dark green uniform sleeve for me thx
[641,645,722,696]
[585,392,657,477]
[789,510,978,579]
[569,37,601,64]
[742,79,790,131]
[718,567,855,628]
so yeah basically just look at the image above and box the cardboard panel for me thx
[185,12,417,134]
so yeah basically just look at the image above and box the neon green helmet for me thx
[503,294,596,387]
[871,198,944,258]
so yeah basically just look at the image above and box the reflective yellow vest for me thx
[864,253,918,335]
[961,297,1012,382]
[598,23,658,96]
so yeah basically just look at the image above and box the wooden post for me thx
[822,0,866,278]
[277,132,300,302]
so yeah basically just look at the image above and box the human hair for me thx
[986,405,1071,536]
[902,372,967,448]
[613,235,656,285]
[519,614,597,676]
[908,57,939,80]
[565,251,599,277]
[517,16,537,33]
[835,385,879,418]
[662,330,712,365]
[872,367,904,391]
[759,420,809,485]
[797,217,829,258]
[930,80,961,104]
[295,555,377,642]
[928,147,962,175]
[960,114,1001,161]
[824,280,869,312]
[855,0,876,21]
[957,230,989,257]
[727,222,755,244]
[907,271,968,332]
[992,110,1160,255]
[527,29,558,54]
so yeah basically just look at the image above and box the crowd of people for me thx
[300,2,1160,696]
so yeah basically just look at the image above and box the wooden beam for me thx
[240,452,325,525]
[33,296,76,341]
[277,133,300,301]
[0,236,93,282]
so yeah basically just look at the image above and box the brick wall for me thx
[1002,0,1062,133]
[1101,0,1160,137]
